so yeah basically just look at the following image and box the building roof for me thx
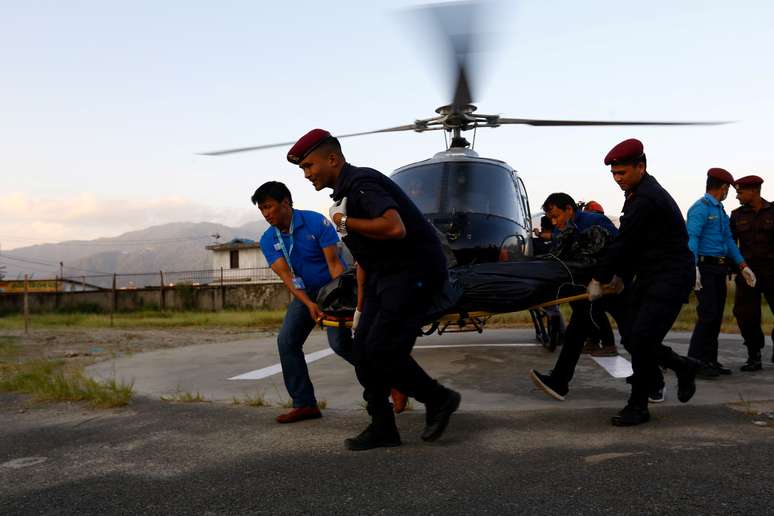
[205,238,260,251]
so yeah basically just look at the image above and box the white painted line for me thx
[590,355,633,378]
[228,348,335,380]
[414,343,539,349]
[228,342,540,381]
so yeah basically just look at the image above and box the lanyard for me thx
[274,216,295,276]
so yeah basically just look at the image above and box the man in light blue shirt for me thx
[686,168,756,377]
[253,181,354,424]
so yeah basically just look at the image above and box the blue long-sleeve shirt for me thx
[686,193,745,265]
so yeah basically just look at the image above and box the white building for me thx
[205,239,278,283]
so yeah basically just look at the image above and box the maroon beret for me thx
[287,128,334,164]
[735,175,764,188]
[707,167,734,185]
[604,138,645,166]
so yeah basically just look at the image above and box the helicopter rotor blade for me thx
[198,124,439,156]
[492,118,731,127]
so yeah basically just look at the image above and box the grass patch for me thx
[0,359,133,408]
[0,309,287,330]
[160,388,208,403]
[232,391,270,407]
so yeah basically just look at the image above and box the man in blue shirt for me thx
[686,168,757,377]
[253,181,354,424]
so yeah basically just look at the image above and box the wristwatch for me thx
[337,215,348,233]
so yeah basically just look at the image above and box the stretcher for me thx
[320,291,594,333]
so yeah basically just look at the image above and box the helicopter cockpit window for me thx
[393,162,522,222]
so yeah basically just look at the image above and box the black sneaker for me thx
[611,405,651,426]
[529,370,568,401]
[421,388,461,442]
[345,422,402,451]
[741,351,763,372]
[711,361,732,375]
[648,385,666,404]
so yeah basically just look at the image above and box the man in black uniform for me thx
[287,128,461,450]
[588,138,700,426]
[730,175,774,371]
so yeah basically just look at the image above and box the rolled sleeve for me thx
[259,232,282,266]
[317,215,340,249]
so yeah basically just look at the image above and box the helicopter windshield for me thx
[393,161,522,221]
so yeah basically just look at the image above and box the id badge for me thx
[292,276,306,290]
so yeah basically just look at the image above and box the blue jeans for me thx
[277,295,354,408]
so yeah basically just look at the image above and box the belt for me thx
[698,255,728,265]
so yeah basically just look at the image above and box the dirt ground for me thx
[0,328,275,363]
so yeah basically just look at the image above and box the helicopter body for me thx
[391,147,533,265]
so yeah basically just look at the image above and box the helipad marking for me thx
[590,355,633,378]
[228,343,539,380]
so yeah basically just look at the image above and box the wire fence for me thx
[0,267,281,292]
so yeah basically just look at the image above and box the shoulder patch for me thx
[322,218,330,226]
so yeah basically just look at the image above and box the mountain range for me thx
[0,221,269,280]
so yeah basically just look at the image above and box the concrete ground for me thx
[2,329,773,515]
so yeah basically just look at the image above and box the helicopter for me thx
[199,2,724,337]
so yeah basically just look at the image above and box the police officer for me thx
[287,129,461,450]
[253,181,355,424]
[686,168,756,377]
[730,175,774,371]
[587,138,700,426]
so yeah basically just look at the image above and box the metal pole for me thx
[220,267,225,310]
[110,273,116,327]
[23,274,29,335]
[159,271,165,311]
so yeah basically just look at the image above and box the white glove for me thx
[741,267,757,288]
[329,197,347,223]
[608,275,625,294]
[352,308,362,331]
[694,266,702,291]
[587,279,603,301]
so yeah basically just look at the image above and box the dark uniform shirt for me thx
[730,199,774,282]
[596,172,694,298]
[331,163,447,280]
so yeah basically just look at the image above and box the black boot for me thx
[741,349,762,372]
[611,404,650,426]
[421,388,461,442]
[345,412,401,451]
[676,356,701,403]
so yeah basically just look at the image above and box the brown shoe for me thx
[591,344,618,357]
[276,406,322,424]
[391,389,408,414]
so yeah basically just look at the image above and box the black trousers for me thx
[354,270,445,416]
[625,287,688,408]
[551,295,665,390]
[688,263,729,363]
[588,302,614,346]
[733,275,774,356]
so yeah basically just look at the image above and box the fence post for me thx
[110,273,116,327]
[159,271,165,311]
[82,275,86,292]
[220,267,225,310]
[23,274,29,335]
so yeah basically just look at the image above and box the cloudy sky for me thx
[2,1,773,250]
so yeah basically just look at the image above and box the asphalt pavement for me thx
[2,329,773,515]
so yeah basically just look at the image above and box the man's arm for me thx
[333,209,406,240]
[270,257,323,321]
[322,245,346,279]
[685,203,705,264]
[356,262,366,311]
[594,196,653,284]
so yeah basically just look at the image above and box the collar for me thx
[702,192,721,207]
[276,209,304,235]
[331,163,353,201]
[625,171,650,198]
[738,198,771,212]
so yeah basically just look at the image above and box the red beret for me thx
[735,175,764,188]
[604,138,645,166]
[707,167,734,185]
[287,128,335,164]
[584,200,605,214]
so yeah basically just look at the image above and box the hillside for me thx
[0,221,269,280]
